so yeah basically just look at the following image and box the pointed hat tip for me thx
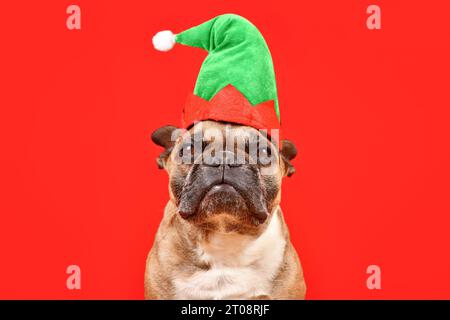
[152,30,176,52]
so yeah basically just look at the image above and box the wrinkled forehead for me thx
[183,121,279,147]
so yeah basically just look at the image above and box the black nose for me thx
[203,150,243,168]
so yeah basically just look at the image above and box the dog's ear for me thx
[151,125,181,169]
[280,140,297,177]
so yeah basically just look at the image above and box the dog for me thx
[144,120,306,299]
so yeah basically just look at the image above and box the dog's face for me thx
[152,121,297,235]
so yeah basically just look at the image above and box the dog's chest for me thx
[174,214,286,299]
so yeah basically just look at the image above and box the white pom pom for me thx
[152,30,176,52]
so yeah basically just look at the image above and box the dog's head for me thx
[151,120,297,234]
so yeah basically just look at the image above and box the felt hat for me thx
[152,14,280,131]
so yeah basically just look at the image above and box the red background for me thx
[1,0,449,299]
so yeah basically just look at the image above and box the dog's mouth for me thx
[199,183,246,213]
[179,182,245,216]
[204,183,240,198]
[178,181,268,224]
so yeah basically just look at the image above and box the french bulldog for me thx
[144,120,306,299]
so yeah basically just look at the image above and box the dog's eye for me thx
[179,142,195,160]
[258,145,273,166]
[258,146,272,157]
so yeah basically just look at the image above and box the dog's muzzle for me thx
[178,151,269,222]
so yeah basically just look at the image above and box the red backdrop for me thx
[1,0,449,299]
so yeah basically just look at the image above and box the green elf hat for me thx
[152,14,280,132]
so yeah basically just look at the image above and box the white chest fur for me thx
[174,213,286,299]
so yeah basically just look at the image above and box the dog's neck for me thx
[165,203,288,299]
[197,210,286,268]
[166,200,287,267]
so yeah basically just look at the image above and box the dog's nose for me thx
[202,150,243,168]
